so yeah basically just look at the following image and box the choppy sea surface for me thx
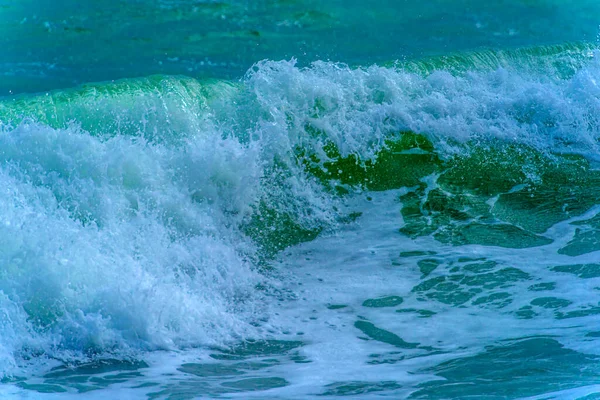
[3,1,600,399]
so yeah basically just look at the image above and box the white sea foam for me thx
[3,49,600,395]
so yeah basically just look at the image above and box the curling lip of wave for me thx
[2,42,600,377]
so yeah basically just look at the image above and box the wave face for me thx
[4,45,600,397]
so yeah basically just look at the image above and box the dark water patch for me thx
[551,264,600,279]
[221,377,288,391]
[462,261,498,273]
[528,282,557,291]
[400,250,437,257]
[460,268,530,289]
[415,280,477,306]
[73,384,103,393]
[234,359,281,370]
[417,259,441,277]
[327,304,348,310]
[66,370,145,389]
[1,376,26,384]
[410,338,600,399]
[556,215,600,257]
[290,353,312,364]
[354,321,418,349]
[396,308,437,318]
[559,230,600,257]
[131,382,160,389]
[472,292,512,308]
[16,382,67,393]
[147,381,215,399]
[412,276,446,292]
[572,213,600,228]
[555,305,600,320]
[43,359,149,379]
[515,305,538,319]
[362,296,403,308]
[88,375,133,387]
[20,359,152,393]
[148,373,287,398]
[320,381,402,396]
[148,357,286,398]
[367,351,405,365]
[178,363,244,378]
[367,348,448,366]
[531,297,572,309]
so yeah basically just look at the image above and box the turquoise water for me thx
[2,0,600,95]
[3,1,600,399]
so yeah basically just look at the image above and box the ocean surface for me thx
[3,1,600,399]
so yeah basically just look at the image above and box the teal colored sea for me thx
[3,1,600,399]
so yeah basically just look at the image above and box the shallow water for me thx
[3,1,600,399]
